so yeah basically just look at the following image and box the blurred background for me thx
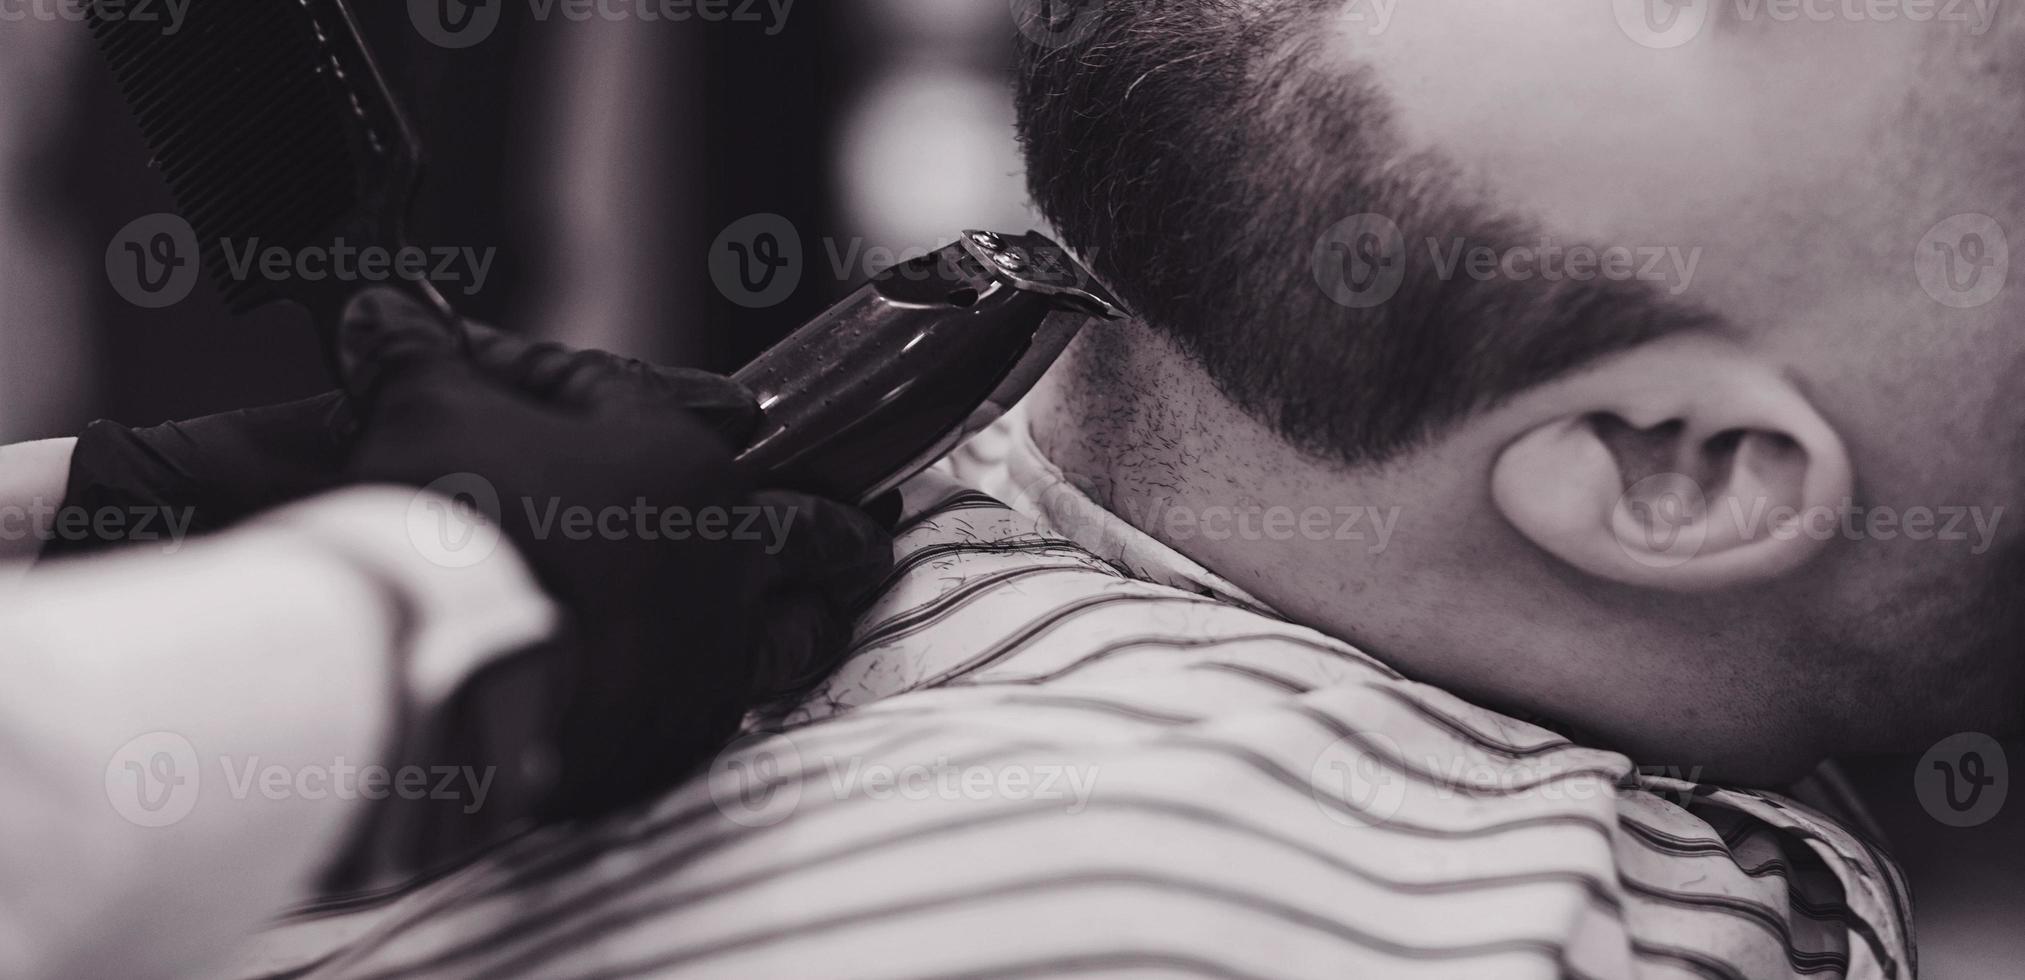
[0,0,1036,441]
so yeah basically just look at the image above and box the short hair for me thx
[1014,0,1715,466]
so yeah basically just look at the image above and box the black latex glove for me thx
[43,319,771,562]
[46,393,355,559]
[444,316,901,709]
[339,288,895,821]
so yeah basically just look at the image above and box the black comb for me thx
[87,0,450,326]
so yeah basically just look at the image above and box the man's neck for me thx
[1027,338,1635,757]
[1025,320,1381,607]
[1029,320,1243,514]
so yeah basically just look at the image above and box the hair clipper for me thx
[732,230,1128,504]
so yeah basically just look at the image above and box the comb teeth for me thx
[88,0,404,312]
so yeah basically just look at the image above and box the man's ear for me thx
[1490,337,1852,592]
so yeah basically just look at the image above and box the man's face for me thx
[1024,0,2025,772]
[1342,1,2025,470]
[1340,2,2025,760]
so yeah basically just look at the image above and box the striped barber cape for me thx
[235,417,1913,980]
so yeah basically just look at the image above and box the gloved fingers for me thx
[863,490,904,531]
[455,319,596,402]
[639,366,763,448]
[456,319,762,447]
[736,490,897,705]
[745,586,860,707]
[740,494,898,707]
[572,356,761,451]
[454,317,542,375]
[741,490,891,696]
[748,489,898,601]
[338,287,473,412]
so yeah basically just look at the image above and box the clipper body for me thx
[733,231,1128,504]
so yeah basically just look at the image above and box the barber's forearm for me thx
[0,487,556,980]
[0,515,401,980]
[0,438,75,569]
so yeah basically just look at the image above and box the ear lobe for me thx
[1490,341,1852,592]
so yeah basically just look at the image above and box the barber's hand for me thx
[339,287,895,823]
[447,315,899,709]
[44,318,768,563]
